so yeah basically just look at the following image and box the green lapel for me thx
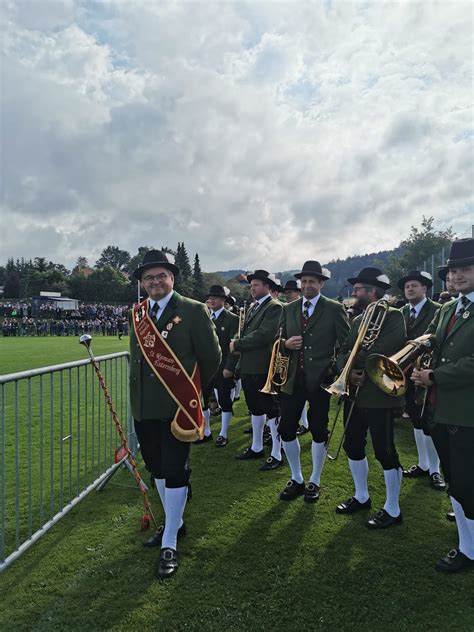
[304,294,327,334]
[292,298,303,332]
[246,296,272,326]
[156,291,180,328]
[445,302,473,341]
[437,300,457,342]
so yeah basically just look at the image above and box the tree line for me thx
[0,218,455,302]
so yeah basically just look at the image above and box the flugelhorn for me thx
[324,299,389,460]
[260,328,289,395]
[365,334,437,397]
[236,300,248,339]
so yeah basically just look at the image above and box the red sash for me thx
[133,299,204,442]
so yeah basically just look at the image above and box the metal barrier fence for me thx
[0,352,135,573]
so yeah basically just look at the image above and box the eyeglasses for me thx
[142,273,169,282]
[352,285,372,293]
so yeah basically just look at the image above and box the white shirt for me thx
[408,297,427,319]
[149,290,174,321]
[212,307,225,320]
[301,293,321,319]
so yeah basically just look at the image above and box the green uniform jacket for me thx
[401,298,440,339]
[425,299,474,427]
[213,309,239,374]
[129,291,221,421]
[233,296,282,375]
[279,295,350,395]
[336,306,407,408]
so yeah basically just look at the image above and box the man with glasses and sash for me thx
[130,250,221,579]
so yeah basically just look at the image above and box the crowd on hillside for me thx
[0,301,130,338]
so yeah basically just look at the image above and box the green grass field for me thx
[0,338,473,631]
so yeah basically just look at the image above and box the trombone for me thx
[324,299,389,460]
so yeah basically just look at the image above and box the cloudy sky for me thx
[1,0,473,272]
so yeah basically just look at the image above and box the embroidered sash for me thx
[133,299,204,442]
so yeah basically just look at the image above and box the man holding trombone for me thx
[277,261,349,502]
[333,267,406,529]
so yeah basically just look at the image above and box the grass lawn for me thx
[0,337,473,631]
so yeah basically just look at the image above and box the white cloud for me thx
[1,0,472,272]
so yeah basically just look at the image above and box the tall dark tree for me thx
[3,271,21,298]
[192,253,205,300]
[175,242,192,278]
[95,246,131,271]
[72,256,89,273]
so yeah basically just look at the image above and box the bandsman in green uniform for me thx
[130,250,221,579]
[412,239,474,572]
[335,267,407,529]
[230,270,282,465]
[398,271,445,491]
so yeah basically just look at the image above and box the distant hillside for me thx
[214,269,246,280]
[213,247,402,297]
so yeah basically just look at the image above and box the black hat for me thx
[225,294,236,307]
[246,269,278,290]
[438,266,448,282]
[446,238,474,268]
[133,250,179,279]
[284,279,301,292]
[294,261,331,280]
[397,270,433,290]
[206,284,227,298]
[347,266,391,290]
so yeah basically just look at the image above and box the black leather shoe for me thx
[304,482,320,503]
[296,425,309,436]
[194,434,213,444]
[435,549,474,573]
[430,472,446,491]
[280,479,305,501]
[336,497,372,514]
[215,435,228,447]
[260,456,283,471]
[235,447,265,460]
[403,464,429,478]
[143,522,187,548]
[446,511,456,522]
[366,509,403,529]
[156,548,179,579]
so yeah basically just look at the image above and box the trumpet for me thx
[236,301,248,339]
[325,299,389,460]
[259,328,290,395]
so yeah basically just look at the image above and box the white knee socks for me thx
[267,417,282,460]
[162,486,187,550]
[281,439,304,483]
[383,468,402,518]
[309,441,327,486]
[250,414,265,452]
[451,497,474,559]
[348,458,369,503]
[219,411,232,439]
[203,408,211,437]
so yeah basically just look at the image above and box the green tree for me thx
[192,253,205,300]
[3,271,21,298]
[128,246,155,275]
[72,257,89,273]
[382,217,455,296]
[95,246,131,271]
[175,242,192,278]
